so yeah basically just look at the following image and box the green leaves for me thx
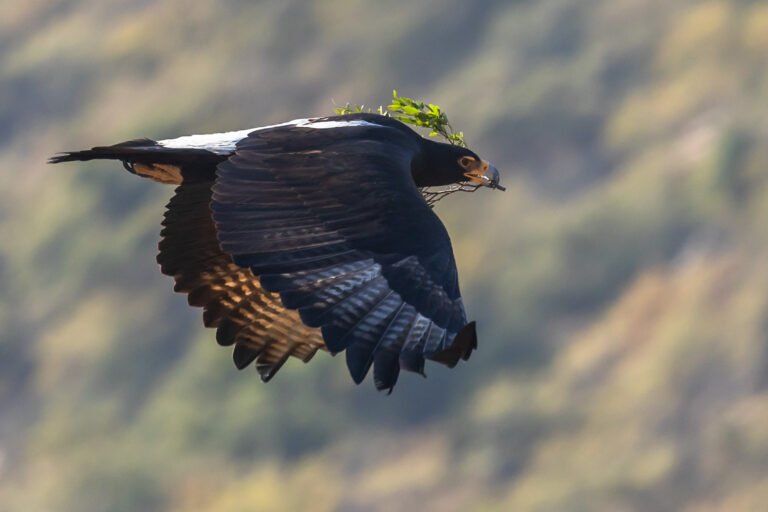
[333,103,387,116]
[334,90,467,148]
[388,90,466,147]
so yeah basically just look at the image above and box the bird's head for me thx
[453,147,505,191]
[413,139,504,191]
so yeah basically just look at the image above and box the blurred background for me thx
[2,0,768,510]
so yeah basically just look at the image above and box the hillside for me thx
[2,1,768,510]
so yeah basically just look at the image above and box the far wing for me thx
[212,122,476,391]
[157,180,324,381]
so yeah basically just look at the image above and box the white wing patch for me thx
[158,128,257,154]
[158,118,383,155]
[305,120,379,130]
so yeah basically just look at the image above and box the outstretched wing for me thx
[157,180,325,381]
[212,120,477,391]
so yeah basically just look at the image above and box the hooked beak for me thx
[463,159,506,191]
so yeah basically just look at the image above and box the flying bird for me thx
[49,113,503,392]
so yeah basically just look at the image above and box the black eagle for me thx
[49,113,503,392]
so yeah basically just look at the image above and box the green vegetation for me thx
[2,1,768,511]
[336,90,467,147]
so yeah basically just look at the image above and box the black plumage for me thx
[49,113,502,391]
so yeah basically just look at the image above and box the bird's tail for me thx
[48,139,224,184]
[48,138,162,164]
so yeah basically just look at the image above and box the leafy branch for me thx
[334,90,467,148]
[334,103,388,116]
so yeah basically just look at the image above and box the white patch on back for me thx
[157,118,383,154]
[304,120,380,130]
[158,128,257,154]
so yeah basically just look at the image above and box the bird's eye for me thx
[459,156,475,168]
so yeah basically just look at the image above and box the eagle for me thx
[49,113,503,392]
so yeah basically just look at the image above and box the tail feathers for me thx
[48,138,225,184]
[48,139,160,164]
